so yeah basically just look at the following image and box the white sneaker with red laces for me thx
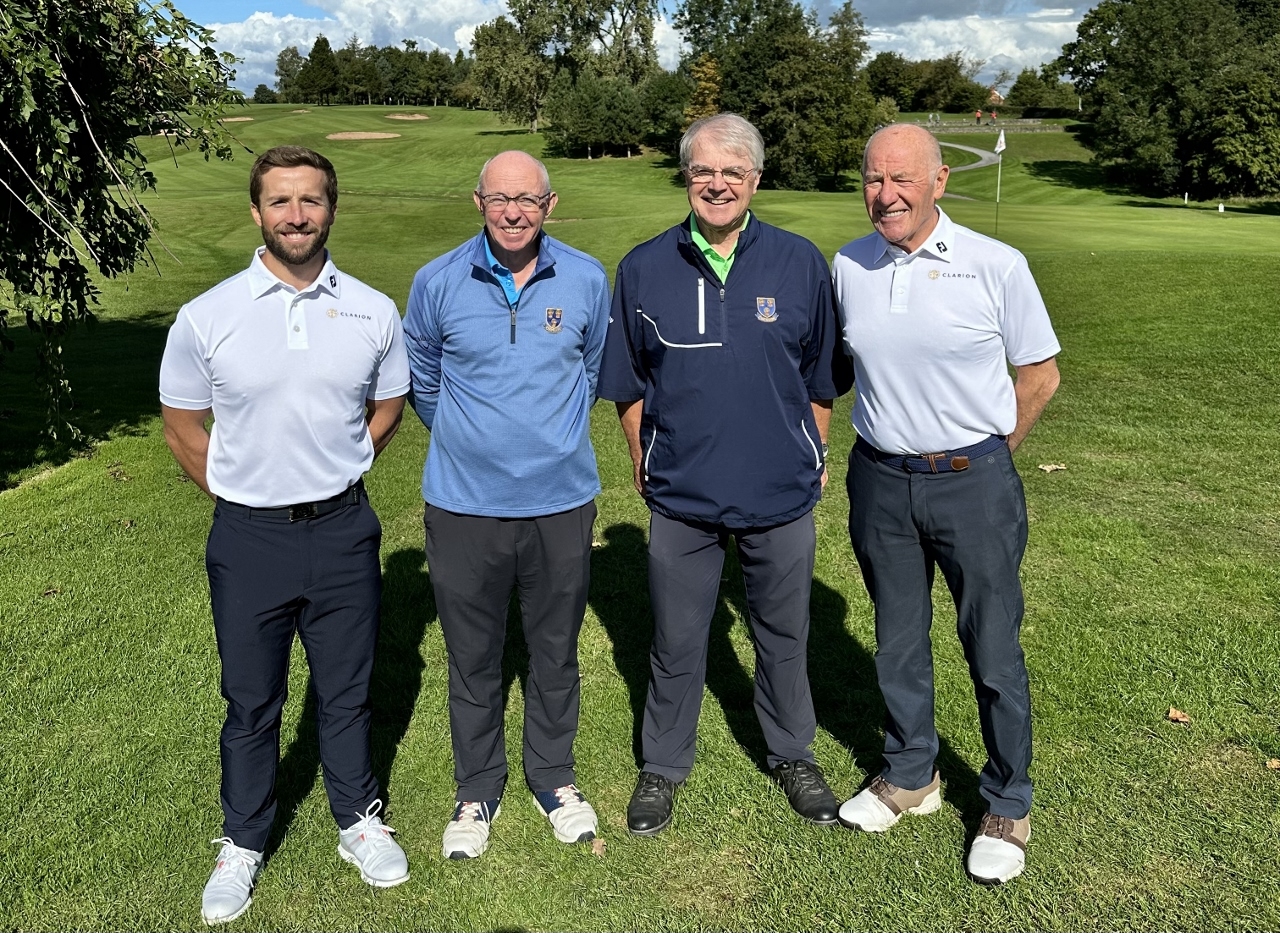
[442,798,501,860]
[338,799,409,887]
[201,837,262,925]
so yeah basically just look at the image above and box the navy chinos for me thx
[847,439,1033,819]
[206,491,383,851]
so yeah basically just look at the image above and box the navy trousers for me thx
[847,438,1033,818]
[643,509,818,781]
[205,491,382,850]
[425,501,595,802]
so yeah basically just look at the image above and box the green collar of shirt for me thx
[690,211,750,284]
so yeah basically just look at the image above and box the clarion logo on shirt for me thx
[928,271,977,280]
[338,311,373,321]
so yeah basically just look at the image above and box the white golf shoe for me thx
[837,771,942,832]
[338,799,410,888]
[533,784,599,844]
[200,837,262,925]
[442,798,501,860]
[967,812,1030,884]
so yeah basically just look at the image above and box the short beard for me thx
[261,222,330,268]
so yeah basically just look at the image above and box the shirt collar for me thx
[689,211,751,260]
[472,229,556,279]
[247,247,341,299]
[482,234,512,276]
[871,206,954,265]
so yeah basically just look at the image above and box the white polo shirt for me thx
[832,209,1060,455]
[159,248,410,506]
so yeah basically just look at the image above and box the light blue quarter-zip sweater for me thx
[403,231,610,517]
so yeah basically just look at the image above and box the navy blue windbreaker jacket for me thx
[598,215,853,529]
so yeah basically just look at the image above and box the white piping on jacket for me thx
[697,277,705,335]
[643,427,658,481]
[800,420,822,469]
[637,310,723,349]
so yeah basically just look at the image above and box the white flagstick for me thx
[994,129,1007,236]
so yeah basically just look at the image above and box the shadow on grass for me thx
[591,520,984,828]
[266,545,435,855]
[477,129,535,137]
[0,314,171,488]
[1023,160,1131,196]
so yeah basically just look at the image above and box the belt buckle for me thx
[288,503,317,522]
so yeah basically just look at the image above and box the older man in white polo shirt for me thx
[160,146,411,924]
[831,124,1060,884]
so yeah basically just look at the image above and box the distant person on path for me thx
[975,110,982,125]
[599,113,853,836]
[159,146,412,924]
[990,110,998,125]
[402,151,609,860]
[831,123,1060,884]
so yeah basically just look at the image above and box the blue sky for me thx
[174,0,1085,93]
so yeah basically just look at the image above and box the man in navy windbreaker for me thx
[598,114,853,835]
[402,151,609,860]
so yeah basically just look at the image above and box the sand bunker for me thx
[220,117,254,122]
[326,131,401,140]
[291,109,311,113]
[387,113,429,120]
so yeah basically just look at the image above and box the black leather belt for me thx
[219,480,364,522]
[856,435,1007,473]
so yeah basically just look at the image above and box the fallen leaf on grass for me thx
[1266,759,1280,770]
[107,461,131,481]
[42,587,60,597]
[120,519,135,529]
[176,472,192,484]
[591,838,606,857]
[1166,706,1191,724]
[1038,463,1067,473]
[591,539,602,549]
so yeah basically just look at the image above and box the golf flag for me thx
[995,130,1007,154]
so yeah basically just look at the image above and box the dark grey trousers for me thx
[206,493,382,851]
[643,509,818,781]
[425,501,595,801]
[847,438,1033,818]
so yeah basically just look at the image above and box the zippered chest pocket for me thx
[637,276,725,350]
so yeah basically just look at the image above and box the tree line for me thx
[256,36,480,108]
[1056,0,1280,198]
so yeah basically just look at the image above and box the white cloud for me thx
[207,0,506,89]
[653,15,686,71]
[867,12,1080,85]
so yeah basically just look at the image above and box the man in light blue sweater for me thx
[402,151,610,860]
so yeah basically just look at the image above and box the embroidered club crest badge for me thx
[755,297,778,323]
[544,308,563,333]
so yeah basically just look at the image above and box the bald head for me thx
[860,123,950,253]
[477,150,551,195]
[862,124,943,179]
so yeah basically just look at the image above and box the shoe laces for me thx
[453,800,495,824]
[209,837,259,883]
[635,772,673,801]
[978,813,1017,841]
[552,784,586,808]
[777,760,827,796]
[347,799,398,850]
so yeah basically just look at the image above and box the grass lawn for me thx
[2,105,1278,930]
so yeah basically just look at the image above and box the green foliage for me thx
[472,12,555,131]
[686,0,883,189]
[545,71,645,157]
[0,0,238,439]
[864,50,988,113]
[274,45,304,102]
[639,69,692,153]
[1057,0,1280,196]
[1005,66,1078,113]
[252,83,278,104]
[682,53,721,128]
[297,35,341,104]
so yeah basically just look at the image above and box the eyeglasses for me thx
[685,167,757,186]
[478,192,551,212]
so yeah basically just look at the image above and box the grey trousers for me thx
[425,501,596,801]
[847,438,1033,818]
[642,509,818,781]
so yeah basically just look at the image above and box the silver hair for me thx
[861,124,944,178]
[679,113,765,173]
[476,151,551,194]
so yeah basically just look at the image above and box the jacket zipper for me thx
[510,302,517,344]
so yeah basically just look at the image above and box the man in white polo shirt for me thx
[831,124,1061,884]
[159,146,411,924]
